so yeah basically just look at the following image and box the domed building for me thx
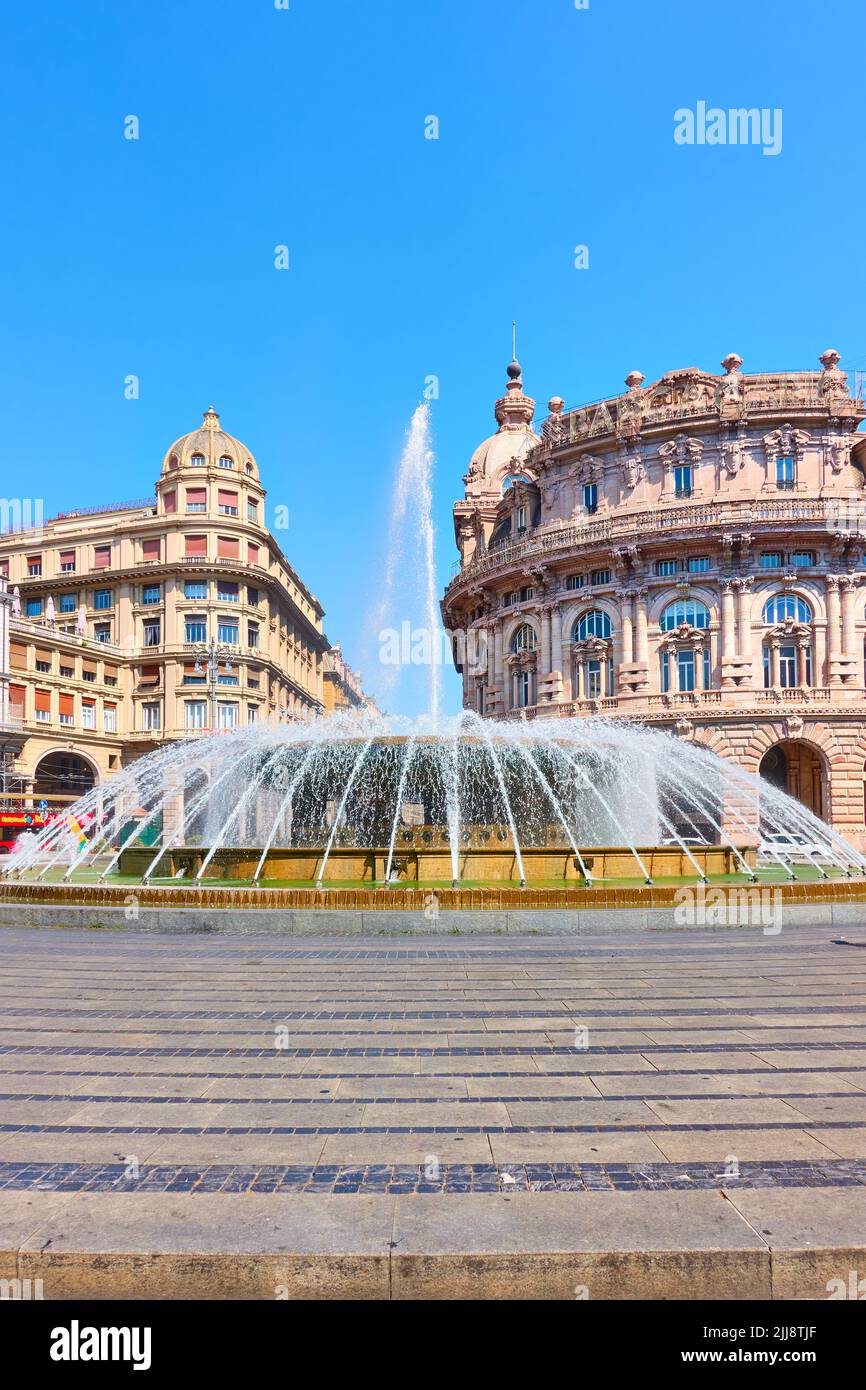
[442,352,866,848]
[0,407,331,819]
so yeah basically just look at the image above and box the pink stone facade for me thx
[442,352,866,847]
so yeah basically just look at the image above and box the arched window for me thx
[659,598,710,631]
[762,593,812,624]
[573,609,612,641]
[189,453,205,467]
[511,623,537,653]
[501,473,531,495]
[218,455,235,469]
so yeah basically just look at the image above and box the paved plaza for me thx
[2,923,866,1298]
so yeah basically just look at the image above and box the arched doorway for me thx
[33,751,96,807]
[759,741,826,821]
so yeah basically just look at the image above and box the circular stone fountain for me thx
[2,713,864,915]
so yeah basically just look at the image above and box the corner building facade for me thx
[0,408,328,812]
[442,352,866,848]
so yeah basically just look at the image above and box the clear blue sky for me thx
[2,0,864,715]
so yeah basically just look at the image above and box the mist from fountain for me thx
[5,710,865,886]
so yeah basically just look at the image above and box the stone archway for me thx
[759,740,827,821]
[32,751,97,808]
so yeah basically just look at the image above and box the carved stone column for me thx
[770,640,781,689]
[720,579,737,687]
[826,576,843,685]
[634,588,649,664]
[735,577,753,657]
[841,575,858,657]
[619,590,634,664]
[797,639,810,689]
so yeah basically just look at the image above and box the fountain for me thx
[3,710,864,897]
[2,403,865,923]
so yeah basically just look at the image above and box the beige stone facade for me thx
[442,352,866,847]
[0,408,329,813]
[322,644,375,714]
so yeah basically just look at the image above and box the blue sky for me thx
[2,0,864,715]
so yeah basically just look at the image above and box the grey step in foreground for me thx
[2,1188,865,1300]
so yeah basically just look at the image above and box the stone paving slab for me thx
[2,923,866,1297]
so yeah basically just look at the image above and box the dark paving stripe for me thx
[4,1042,866,1057]
[2,1158,865,1194]
[5,1004,866,1019]
[5,1121,866,1135]
[1,1090,863,1105]
[5,1065,866,1080]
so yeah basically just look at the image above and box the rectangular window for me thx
[94,545,111,569]
[94,589,112,609]
[185,489,207,513]
[583,483,598,514]
[217,702,239,729]
[141,702,161,731]
[759,552,782,568]
[674,465,692,498]
[59,664,73,678]
[143,622,161,647]
[142,585,161,604]
[566,574,584,590]
[586,660,602,699]
[103,704,117,733]
[59,550,76,572]
[247,501,258,522]
[184,701,207,730]
[59,594,77,613]
[142,537,161,562]
[59,693,74,726]
[218,490,238,516]
[503,592,516,607]
[590,569,611,586]
[247,623,259,648]
[26,598,42,617]
[185,618,207,643]
[677,649,696,692]
[163,490,177,514]
[217,580,239,602]
[688,556,710,573]
[519,585,534,602]
[791,550,815,567]
[35,689,51,721]
[217,672,239,686]
[217,621,239,644]
[776,455,795,489]
[81,700,95,730]
[248,542,260,566]
[247,704,258,724]
[27,554,42,576]
[184,580,207,600]
[516,505,526,533]
[217,536,240,560]
[247,586,259,606]
[185,535,207,558]
[94,623,111,643]
[35,660,50,673]
[656,559,679,577]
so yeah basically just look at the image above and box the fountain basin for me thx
[117,842,755,883]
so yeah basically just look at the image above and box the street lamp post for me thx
[192,638,235,732]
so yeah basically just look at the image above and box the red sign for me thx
[0,813,48,828]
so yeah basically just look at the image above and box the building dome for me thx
[463,363,539,498]
[161,406,260,480]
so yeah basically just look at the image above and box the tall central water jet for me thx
[367,402,442,721]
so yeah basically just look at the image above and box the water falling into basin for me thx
[5,711,864,888]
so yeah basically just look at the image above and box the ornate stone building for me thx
[0,408,330,813]
[442,352,866,847]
